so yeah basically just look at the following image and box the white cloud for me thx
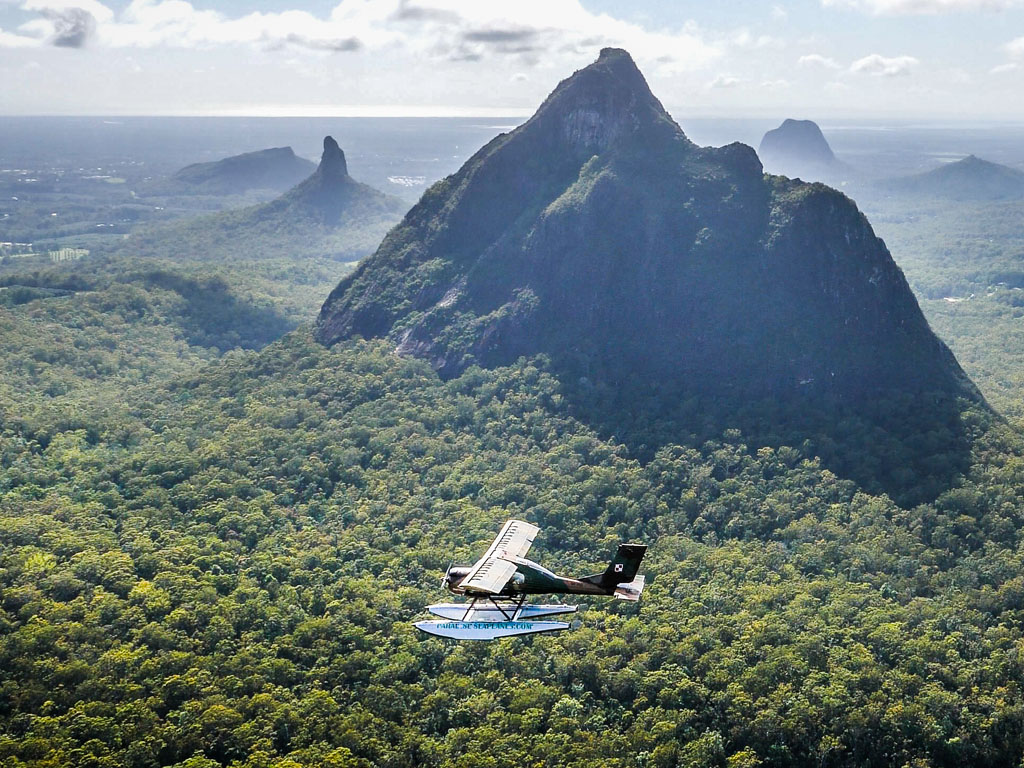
[10,0,116,47]
[988,34,1024,72]
[771,5,788,19]
[0,27,41,47]
[22,0,113,23]
[95,2,377,51]
[849,53,919,76]
[708,74,742,88]
[732,28,782,48]
[798,53,841,68]
[1005,35,1024,57]
[823,0,1019,13]
[0,0,722,75]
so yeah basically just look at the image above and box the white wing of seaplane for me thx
[459,518,539,594]
[414,519,647,641]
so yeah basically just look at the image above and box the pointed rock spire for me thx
[318,135,348,178]
[279,135,360,223]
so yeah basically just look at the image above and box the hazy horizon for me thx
[3,1,1024,120]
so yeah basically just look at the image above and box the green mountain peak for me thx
[316,50,978,415]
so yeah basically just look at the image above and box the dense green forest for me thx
[860,193,1024,421]
[120,198,399,267]
[3,333,1024,768]
[3,167,1024,766]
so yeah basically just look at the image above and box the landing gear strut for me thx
[460,594,528,621]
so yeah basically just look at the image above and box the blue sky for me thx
[2,0,1023,119]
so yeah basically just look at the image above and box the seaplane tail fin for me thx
[613,575,645,601]
[581,543,647,592]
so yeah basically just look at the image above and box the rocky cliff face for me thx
[316,49,977,407]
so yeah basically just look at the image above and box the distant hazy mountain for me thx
[758,119,846,182]
[883,154,1024,200]
[160,146,317,195]
[124,137,406,262]
[317,49,976,407]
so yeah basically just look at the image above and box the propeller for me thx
[440,561,453,590]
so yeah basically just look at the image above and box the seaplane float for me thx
[415,519,647,641]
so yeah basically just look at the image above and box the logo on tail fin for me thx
[582,543,648,592]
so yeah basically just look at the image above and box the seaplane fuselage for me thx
[443,562,612,596]
[443,542,647,598]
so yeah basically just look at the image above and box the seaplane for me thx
[415,519,647,641]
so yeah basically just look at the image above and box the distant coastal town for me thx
[0,242,89,262]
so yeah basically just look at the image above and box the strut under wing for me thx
[461,520,539,594]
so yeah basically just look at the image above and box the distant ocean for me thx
[3,116,1024,201]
